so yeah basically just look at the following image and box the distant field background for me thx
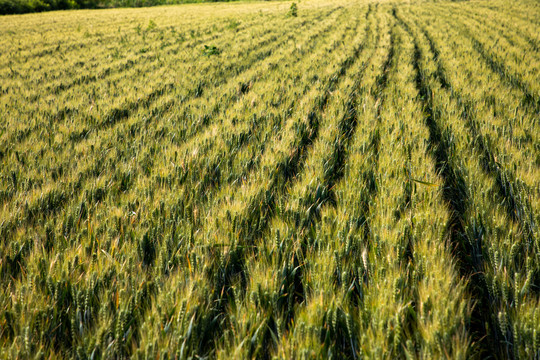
[0,0,249,16]
[1,0,539,358]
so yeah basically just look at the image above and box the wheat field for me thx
[0,0,539,358]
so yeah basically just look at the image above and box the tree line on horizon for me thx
[0,0,237,15]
